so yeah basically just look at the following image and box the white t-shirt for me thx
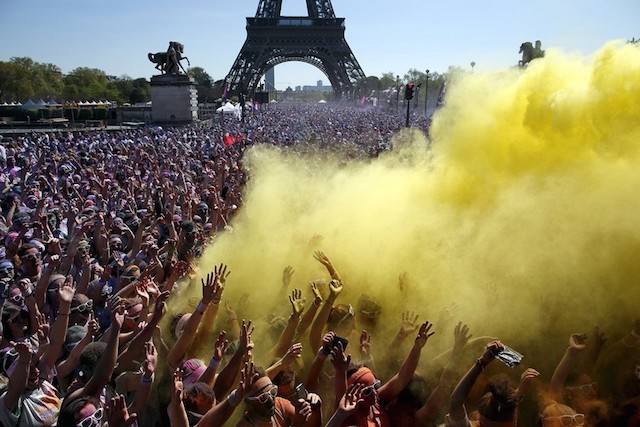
[0,381,61,426]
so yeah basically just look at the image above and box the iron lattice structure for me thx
[224,0,366,97]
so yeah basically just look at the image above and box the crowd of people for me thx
[0,103,637,426]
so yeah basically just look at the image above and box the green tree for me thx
[380,72,397,90]
[187,66,213,87]
[187,66,215,103]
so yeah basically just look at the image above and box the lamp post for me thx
[395,75,400,114]
[471,61,476,72]
[424,69,430,117]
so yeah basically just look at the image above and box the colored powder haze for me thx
[192,41,640,368]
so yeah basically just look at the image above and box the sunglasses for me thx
[77,407,104,427]
[21,253,41,262]
[246,385,278,404]
[338,304,355,324]
[543,414,585,426]
[362,379,381,397]
[77,247,90,255]
[567,382,597,395]
[71,299,93,314]
[0,267,14,275]
[8,294,24,306]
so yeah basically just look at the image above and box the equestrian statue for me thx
[519,40,545,68]
[148,42,190,75]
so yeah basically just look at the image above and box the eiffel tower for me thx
[224,0,366,97]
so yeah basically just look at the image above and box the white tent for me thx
[216,102,240,115]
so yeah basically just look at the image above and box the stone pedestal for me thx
[150,74,198,124]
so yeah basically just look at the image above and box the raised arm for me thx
[415,322,471,426]
[378,321,434,404]
[167,270,219,370]
[271,289,305,358]
[295,280,323,340]
[199,331,229,387]
[168,369,189,427]
[128,341,157,422]
[40,276,75,373]
[449,340,502,423]
[330,341,351,411]
[197,361,257,427]
[305,332,334,393]
[2,341,35,412]
[213,320,254,399]
[549,333,586,399]
[64,296,125,403]
[309,279,343,352]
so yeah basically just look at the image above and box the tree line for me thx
[0,56,451,106]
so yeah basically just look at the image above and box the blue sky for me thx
[0,0,637,90]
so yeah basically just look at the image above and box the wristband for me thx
[141,372,155,385]
[227,389,241,407]
[209,357,221,369]
[196,300,207,315]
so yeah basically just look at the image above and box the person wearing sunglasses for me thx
[17,243,42,283]
[549,333,609,427]
[541,402,586,427]
[237,368,322,426]
[0,277,77,426]
[0,259,15,282]
[69,294,94,327]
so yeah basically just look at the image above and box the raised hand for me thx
[453,322,472,351]
[518,367,540,396]
[337,383,364,416]
[282,265,295,288]
[237,361,258,400]
[398,272,409,293]
[329,279,343,297]
[282,342,303,367]
[201,271,218,305]
[172,368,185,402]
[359,330,371,359]
[414,321,435,348]
[153,291,170,320]
[313,251,332,268]
[289,288,306,316]
[136,280,150,307]
[330,341,351,372]
[143,341,157,375]
[12,340,34,361]
[108,295,126,328]
[106,395,136,427]
[35,313,50,341]
[399,311,419,338]
[238,320,255,356]
[569,333,587,352]
[214,263,231,286]
[310,281,323,306]
[86,313,101,338]
[320,331,336,355]
[58,276,76,304]
[213,331,229,361]
[480,340,504,366]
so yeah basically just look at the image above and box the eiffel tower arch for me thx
[224,0,366,98]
